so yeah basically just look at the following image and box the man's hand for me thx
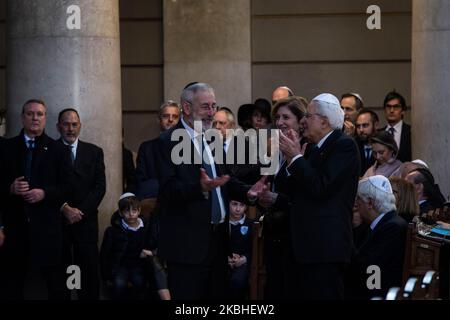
[22,189,45,204]
[0,228,5,247]
[279,129,301,163]
[247,175,269,200]
[232,254,247,268]
[62,204,84,224]
[10,176,30,195]
[140,249,153,258]
[199,168,230,192]
[343,120,355,136]
[258,188,278,208]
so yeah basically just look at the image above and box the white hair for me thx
[180,83,214,105]
[311,100,345,130]
[358,179,397,214]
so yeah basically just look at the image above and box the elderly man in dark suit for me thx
[156,83,261,300]
[279,93,360,299]
[57,108,106,300]
[347,175,408,299]
[0,99,73,299]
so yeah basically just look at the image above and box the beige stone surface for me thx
[412,0,450,197]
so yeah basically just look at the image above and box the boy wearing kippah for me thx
[100,193,170,300]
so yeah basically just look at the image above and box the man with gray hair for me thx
[278,93,360,299]
[136,100,181,199]
[346,175,407,299]
[156,83,258,300]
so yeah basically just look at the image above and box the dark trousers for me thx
[0,262,67,300]
[263,237,290,300]
[229,265,249,299]
[112,265,146,300]
[167,223,228,300]
[286,260,346,300]
[63,232,100,300]
[0,225,67,300]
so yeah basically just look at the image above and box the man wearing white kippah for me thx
[346,175,407,299]
[279,93,360,299]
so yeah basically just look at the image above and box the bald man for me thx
[271,86,294,105]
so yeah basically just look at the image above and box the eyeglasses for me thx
[384,104,403,111]
[200,105,217,112]
[186,100,217,112]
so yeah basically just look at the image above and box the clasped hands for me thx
[10,176,45,204]
[228,253,247,268]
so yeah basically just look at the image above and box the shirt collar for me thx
[62,138,79,150]
[121,218,144,231]
[229,216,245,226]
[181,117,202,139]
[389,120,403,131]
[24,134,35,144]
[317,130,334,149]
[370,212,387,230]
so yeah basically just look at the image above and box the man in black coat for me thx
[279,93,361,299]
[156,83,258,300]
[57,108,106,300]
[135,101,181,200]
[355,108,379,176]
[382,90,411,162]
[0,99,73,299]
[347,175,408,299]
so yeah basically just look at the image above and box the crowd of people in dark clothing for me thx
[0,83,448,300]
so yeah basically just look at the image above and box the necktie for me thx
[25,140,35,183]
[388,127,395,136]
[70,145,75,165]
[201,138,222,224]
[365,146,371,162]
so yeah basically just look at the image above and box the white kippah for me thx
[312,93,340,107]
[411,159,429,168]
[350,92,364,104]
[366,175,393,194]
[119,192,136,201]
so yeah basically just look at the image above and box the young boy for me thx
[228,199,253,299]
[100,193,170,300]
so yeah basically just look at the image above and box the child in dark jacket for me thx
[100,193,170,300]
[228,199,253,299]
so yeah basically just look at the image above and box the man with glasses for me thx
[278,93,360,299]
[382,90,411,162]
[155,83,261,300]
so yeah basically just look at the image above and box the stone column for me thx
[6,0,122,240]
[164,0,252,116]
[412,0,450,199]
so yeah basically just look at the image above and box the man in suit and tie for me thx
[135,100,181,200]
[57,108,106,300]
[347,175,408,299]
[156,83,257,300]
[0,99,73,299]
[355,108,379,176]
[279,93,360,299]
[382,90,412,162]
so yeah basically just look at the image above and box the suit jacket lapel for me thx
[310,130,341,165]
